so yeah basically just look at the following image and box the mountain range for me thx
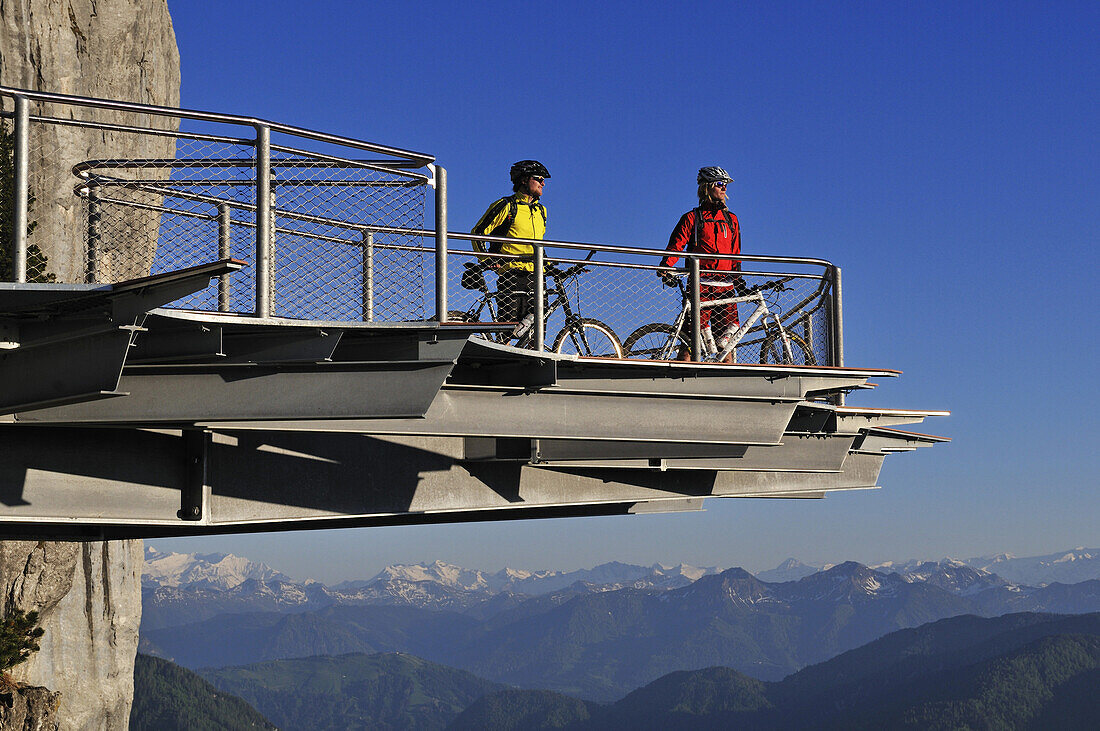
[141,547,723,630]
[141,546,1100,633]
[875,547,1100,587]
[132,612,1100,730]
[449,612,1100,730]
[141,560,1100,701]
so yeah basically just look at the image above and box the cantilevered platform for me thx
[0,299,946,539]
[0,86,948,539]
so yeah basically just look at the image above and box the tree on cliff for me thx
[0,608,44,673]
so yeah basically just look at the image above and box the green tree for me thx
[0,608,45,671]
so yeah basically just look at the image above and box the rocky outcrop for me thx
[0,0,181,283]
[0,684,60,730]
[0,3,178,728]
[2,540,142,731]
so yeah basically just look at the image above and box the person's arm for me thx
[471,198,513,261]
[657,211,694,282]
[728,213,746,291]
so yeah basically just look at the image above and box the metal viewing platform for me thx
[0,87,947,538]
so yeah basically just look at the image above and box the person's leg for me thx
[496,270,524,322]
[676,301,711,361]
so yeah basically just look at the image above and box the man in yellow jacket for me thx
[471,160,550,323]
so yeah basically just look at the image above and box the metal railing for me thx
[2,86,843,369]
[1,86,432,319]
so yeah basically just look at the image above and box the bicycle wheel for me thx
[623,323,690,360]
[552,318,624,358]
[759,331,817,365]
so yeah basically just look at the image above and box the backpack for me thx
[473,195,547,254]
[692,206,736,248]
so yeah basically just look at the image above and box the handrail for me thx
[70,169,835,270]
[2,86,843,374]
[71,174,839,365]
[0,85,434,163]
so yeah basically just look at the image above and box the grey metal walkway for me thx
[0,86,948,538]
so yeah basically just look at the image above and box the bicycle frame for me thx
[456,263,590,348]
[664,276,795,362]
[513,266,585,348]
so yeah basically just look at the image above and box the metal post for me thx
[831,265,845,405]
[690,257,702,361]
[217,203,231,312]
[534,245,545,351]
[434,165,448,321]
[86,182,101,283]
[254,125,272,317]
[178,429,209,521]
[831,265,844,367]
[12,96,30,283]
[362,231,375,321]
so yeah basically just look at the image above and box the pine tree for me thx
[0,608,45,671]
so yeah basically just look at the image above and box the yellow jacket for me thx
[471,193,547,271]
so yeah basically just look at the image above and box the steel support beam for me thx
[15,361,456,423]
[198,385,801,445]
[0,427,891,537]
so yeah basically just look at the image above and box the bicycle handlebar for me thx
[545,261,589,279]
[673,273,792,295]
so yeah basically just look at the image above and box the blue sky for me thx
[151,0,1098,582]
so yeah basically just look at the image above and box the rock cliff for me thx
[3,541,144,731]
[0,0,181,282]
[0,683,60,729]
[0,2,180,729]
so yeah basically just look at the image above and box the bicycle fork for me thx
[715,304,793,363]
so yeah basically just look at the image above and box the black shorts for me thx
[495,270,536,323]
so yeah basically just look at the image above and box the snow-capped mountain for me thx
[895,559,1011,596]
[333,560,717,597]
[143,546,292,590]
[965,548,1100,586]
[141,547,1100,633]
[755,558,822,583]
[142,553,722,626]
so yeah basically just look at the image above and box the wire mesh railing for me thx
[440,237,839,367]
[1,86,432,319]
[2,86,843,367]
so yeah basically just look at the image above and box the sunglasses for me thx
[530,176,546,184]
[713,182,728,189]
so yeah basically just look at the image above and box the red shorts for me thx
[699,282,740,333]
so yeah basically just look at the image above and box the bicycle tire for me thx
[552,318,624,358]
[759,331,817,366]
[623,323,690,360]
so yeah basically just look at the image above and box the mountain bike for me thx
[449,254,624,358]
[623,274,816,364]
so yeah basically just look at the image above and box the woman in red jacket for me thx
[659,166,742,360]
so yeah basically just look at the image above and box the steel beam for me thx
[0,261,244,414]
[854,427,950,454]
[0,328,137,414]
[531,433,858,472]
[0,427,888,537]
[15,361,456,423]
[198,385,801,445]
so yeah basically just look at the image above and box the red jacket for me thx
[661,204,741,272]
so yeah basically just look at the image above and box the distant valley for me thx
[134,612,1100,730]
[141,546,1100,701]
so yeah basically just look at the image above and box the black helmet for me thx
[697,166,733,185]
[510,160,551,185]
